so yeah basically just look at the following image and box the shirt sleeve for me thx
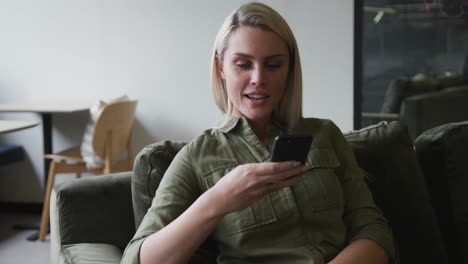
[328,121,399,263]
[121,145,200,263]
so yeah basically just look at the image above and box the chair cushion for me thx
[61,243,122,264]
[0,144,23,166]
[415,121,468,263]
[344,121,448,263]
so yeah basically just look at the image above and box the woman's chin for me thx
[244,112,272,123]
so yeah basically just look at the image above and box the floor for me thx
[0,212,50,264]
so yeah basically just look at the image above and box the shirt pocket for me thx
[203,163,277,236]
[302,148,343,211]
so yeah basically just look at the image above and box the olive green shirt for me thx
[121,117,397,263]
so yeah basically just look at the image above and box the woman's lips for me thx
[245,94,269,100]
[244,94,270,105]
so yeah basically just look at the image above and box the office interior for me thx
[0,0,467,263]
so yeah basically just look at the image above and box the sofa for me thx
[362,72,468,141]
[380,73,465,115]
[362,85,468,141]
[50,120,468,264]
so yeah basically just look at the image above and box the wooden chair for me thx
[38,100,138,241]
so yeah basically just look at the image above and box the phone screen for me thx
[269,135,313,164]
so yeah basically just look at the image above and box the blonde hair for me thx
[211,2,303,129]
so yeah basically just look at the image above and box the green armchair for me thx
[51,121,467,263]
[50,172,134,263]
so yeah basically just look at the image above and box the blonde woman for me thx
[122,2,397,264]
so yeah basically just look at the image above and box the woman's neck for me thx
[247,118,270,147]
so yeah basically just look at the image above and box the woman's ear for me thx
[216,56,226,80]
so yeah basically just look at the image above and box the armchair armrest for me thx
[50,172,135,263]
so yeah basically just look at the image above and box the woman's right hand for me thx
[207,161,309,216]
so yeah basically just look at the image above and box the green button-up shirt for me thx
[122,117,396,264]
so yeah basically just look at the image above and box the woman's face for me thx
[219,26,289,124]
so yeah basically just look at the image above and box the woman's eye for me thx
[235,63,251,69]
[267,63,281,69]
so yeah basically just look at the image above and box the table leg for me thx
[25,113,53,241]
[42,113,52,185]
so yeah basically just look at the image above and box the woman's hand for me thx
[208,161,309,216]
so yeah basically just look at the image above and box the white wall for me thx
[0,0,354,203]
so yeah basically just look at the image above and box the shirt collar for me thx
[217,115,287,134]
[218,115,240,133]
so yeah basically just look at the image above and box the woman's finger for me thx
[265,164,309,184]
[261,171,305,195]
[254,161,303,175]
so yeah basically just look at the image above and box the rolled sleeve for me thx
[121,237,145,264]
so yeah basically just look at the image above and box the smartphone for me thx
[270,135,313,164]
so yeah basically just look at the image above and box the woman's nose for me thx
[250,66,266,86]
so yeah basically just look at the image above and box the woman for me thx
[122,2,397,264]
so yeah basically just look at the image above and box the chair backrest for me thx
[130,140,217,263]
[415,121,468,264]
[381,74,465,114]
[381,76,438,114]
[400,85,468,140]
[92,100,138,161]
[131,140,187,228]
[344,121,448,264]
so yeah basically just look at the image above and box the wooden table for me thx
[0,120,39,166]
[0,102,91,241]
[0,120,39,134]
[0,102,91,182]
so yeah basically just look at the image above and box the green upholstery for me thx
[344,121,448,263]
[131,140,187,228]
[130,122,448,263]
[61,243,122,264]
[400,85,468,140]
[381,77,438,114]
[365,73,467,141]
[415,121,468,264]
[131,140,218,263]
[52,121,468,263]
[381,74,464,114]
[53,172,134,249]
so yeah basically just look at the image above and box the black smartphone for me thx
[270,135,313,164]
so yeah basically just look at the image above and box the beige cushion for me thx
[80,95,129,169]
